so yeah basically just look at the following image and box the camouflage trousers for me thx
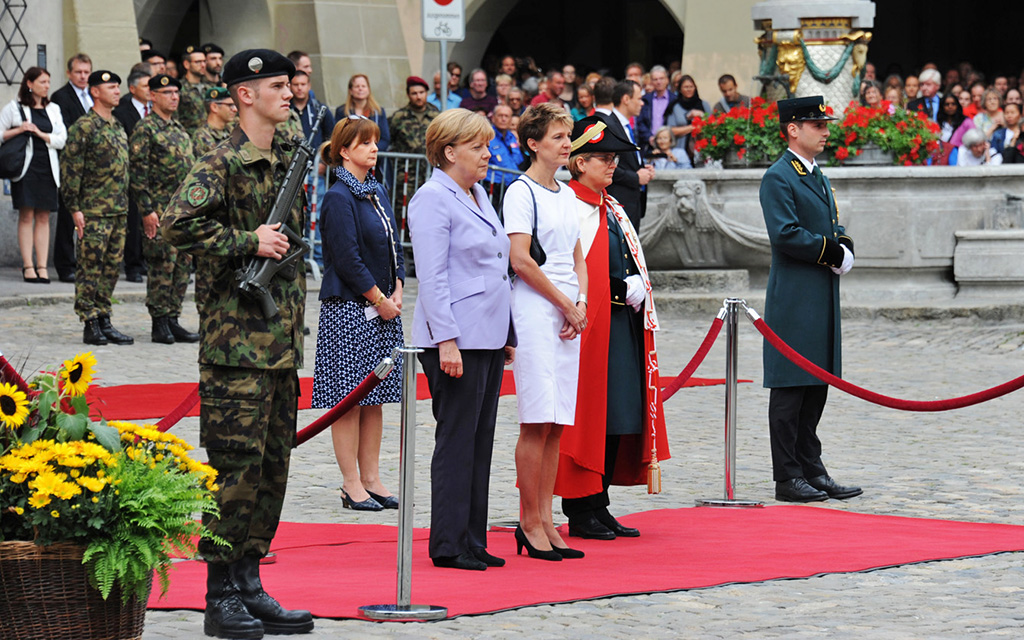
[198,365,299,563]
[74,214,126,322]
[142,231,191,318]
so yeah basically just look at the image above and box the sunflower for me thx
[0,382,30,430]
[60,352,97,397]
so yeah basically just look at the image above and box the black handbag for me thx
[0,104,28,180]
[501,178,546,280]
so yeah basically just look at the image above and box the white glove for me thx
[625,274,646,311]
[831,246,854,275]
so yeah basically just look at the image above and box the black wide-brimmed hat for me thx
[777,96,837,123]
[570,115,637,156]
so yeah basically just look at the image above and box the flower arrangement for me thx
[691,97,789,165]
[827,101,941,166]
[0,353,222,602]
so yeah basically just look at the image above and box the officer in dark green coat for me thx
[760,96,862,504]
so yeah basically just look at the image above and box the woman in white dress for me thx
[505,103,588,561]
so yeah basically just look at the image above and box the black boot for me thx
[83,319,109,346]
[168,316,200,342]
[204,562,264,639]
[151,316,175,344]
[97,315,134,345]
[231,555,314,635]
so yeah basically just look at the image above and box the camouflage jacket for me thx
[176,77,208,136]
[278,108,303,143]
[387,103,439,154]
[60,110,129,217]
[129,114,195,216]
[192,122,231,158]
[162,125,306,370]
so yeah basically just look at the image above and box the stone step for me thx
[649,269,750,294]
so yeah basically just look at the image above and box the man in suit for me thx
[907,68,943,122]
[49,53,93,282]
[759,96,862,504]
[636,65,676,157]
[597,80,654,231]
[113,65,153,282]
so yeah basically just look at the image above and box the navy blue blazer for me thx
[319,179,405,302]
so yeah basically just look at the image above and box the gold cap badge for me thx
[101,72,110,82]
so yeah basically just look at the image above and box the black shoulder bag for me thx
[0,104,28,180]
[499,178,546,281]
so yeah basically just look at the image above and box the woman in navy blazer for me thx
[409,109,516,571]
[312,116,405,512]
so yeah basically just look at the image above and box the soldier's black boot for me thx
[83,319,109,346]
[168,316,200,343]
[97,315,134,345]
[204,562,264,639]
[231,555,314,635]
[151,316,175,344]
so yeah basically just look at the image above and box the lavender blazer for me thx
[409,168,515,350]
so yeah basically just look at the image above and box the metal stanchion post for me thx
[696,299,763,508]
[360,346,447,620]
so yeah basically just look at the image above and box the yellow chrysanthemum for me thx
[77,476,106,492]
[27,492,51,508]
[50,510,60,518]
[60,352,97,396]
[0,382,30,430]
[14,506,24,515]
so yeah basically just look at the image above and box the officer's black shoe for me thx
[204,562,264,639]
[231,555,314,635]
[775,478,829,503]
[98,315,134,345]
[58,272,75,283]
[567,512,616,540]
[595,507,640,537]
[126,271,143,283]
[168,316,200,343]
[806,475,863,500]
[83,319,109,346]
[151,317,176,344]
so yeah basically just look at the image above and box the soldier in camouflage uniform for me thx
[130,74,200,345]
[162,49,313,639]
[61,70,134,346]
[388,75,439,154]
[192,85,235,158]
[176,45,208,136]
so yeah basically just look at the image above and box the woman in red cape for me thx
[555,116,670,539]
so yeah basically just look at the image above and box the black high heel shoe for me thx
[366,490,399,509]
[34,267,50,284]
[22,266,37,283]
[514,526,561,561]
[340,488,383,511]
[550,544,585,559]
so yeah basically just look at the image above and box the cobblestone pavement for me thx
[2,273,1022,639]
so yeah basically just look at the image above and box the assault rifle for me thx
[237,104,327,318]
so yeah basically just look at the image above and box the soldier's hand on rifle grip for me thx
[255,222,291,260]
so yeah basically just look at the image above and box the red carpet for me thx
[86,372,746,421]
[147,506,1024,619]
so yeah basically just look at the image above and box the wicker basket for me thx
[0,541,149,640]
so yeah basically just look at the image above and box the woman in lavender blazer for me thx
[409,109,516,572]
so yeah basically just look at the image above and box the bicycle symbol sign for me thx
[422,0,465,42]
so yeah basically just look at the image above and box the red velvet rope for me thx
[662,316,725,402]
[156,386,200,432]
[295,371,385,446]
[753,317,1024,411]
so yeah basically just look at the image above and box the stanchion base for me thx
[695,498,764,508]
[360,604,448,621]
[488,518,520,532]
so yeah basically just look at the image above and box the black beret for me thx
[204,86,231,102]
[202,42,225,55]
[148,74,181,91]
[570,115,637,156]
[183,45,203,56]
[222,49,295,87]
[88,70,121,86]
[777,96,837,123]
[141,49,165,62]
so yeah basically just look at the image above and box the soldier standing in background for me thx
[192,86,236,158]
[388,75,439,154]
[202,43,225,86]
[129,74,200,345]
[162,49,314,639]
[177,45,208,135]
[113,64,153,283]
[61,70,134,346]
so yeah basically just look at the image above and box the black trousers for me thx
[768,385,829,482]
[53,196,76,279]
[419,348,504,558]
[123,197,145,275]
[561,435,621,519]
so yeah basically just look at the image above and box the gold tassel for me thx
[647,455,662,494]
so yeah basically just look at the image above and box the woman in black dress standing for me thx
[0,66,66,283]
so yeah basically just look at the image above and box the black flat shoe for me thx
[595,508,640,537]
[551,545,585,559]
[806,475,863,500]
[341,488,383,511]
[567,513,616,540]
[366,490,399,509]
[432,552,487,571]
[471,547,505,567]
[775,477,829,503]
[514,526,561,561]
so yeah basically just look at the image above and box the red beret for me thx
[406,76,429,91]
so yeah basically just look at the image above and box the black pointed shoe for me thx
[595,508,640,537]
[98,315,134,345]
[806,475,863,500]
[432,551,487,571]
[168,316,200,342]
[83,319,109,346]
[775,477,829,503]
[366,490,399,509]
[567,513,616,540]
[471,547,506,567]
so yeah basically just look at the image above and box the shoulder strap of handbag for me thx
[498,176,538,235]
